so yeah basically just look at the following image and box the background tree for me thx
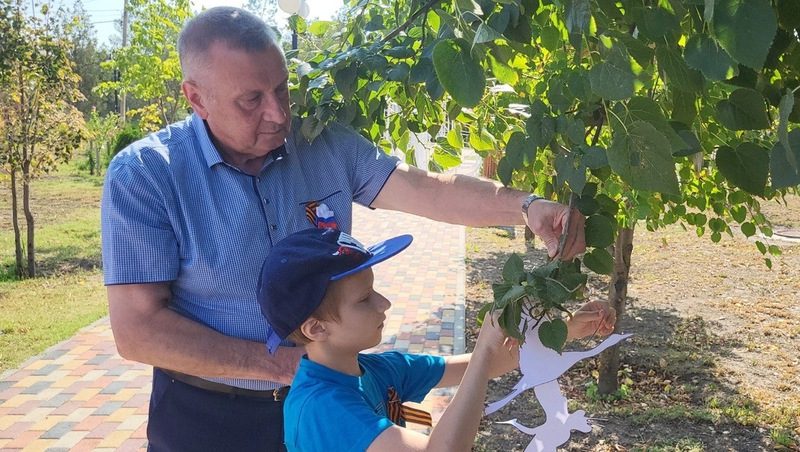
[62,0,117,117]
[288,0,800,394]
[84,108,120,176]
[244,0,279,27]
[0,1,85,279]
[96,0,191,131]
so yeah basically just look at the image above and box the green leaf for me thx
[684,35,739,81]
[469,127,496,151]
[488,52,519,85]
[716,88,770,130]
[611,97,686,155]
[502,253,526,284]
[778,91,796,168]
[308,21,335,37]
[770,130,800,189]
[565,0,591,36]
[583,248,614,275]
[497,156,513,186]
[499,284,527,307]
[704,0,715,23]
[582,146,609,169]
[777,0,800,30]
[540,26,562,52]
[474,22,503,44]
[670,122,703,156]
[714,0,778,70]
[456,0,483,15]
[585,214,616,248]
[502,301,525,341]
[505,131,530,168]
[741,222,756,237]
[588,50,635,100]
[447,124,464,149]
[637,6,680,42]
[432,142,462,169]
[432,38,486,107]
[409,58,434,84]
[730,205,747,223]
[555,152,587,194]
[538,319,568,353]
[671,89,698,124]
[526,115,556,149]
[715,143,769,196]
[333,63,358,100]
[386,62,410,81]
[656,45,704,93]
[608,121,680,195]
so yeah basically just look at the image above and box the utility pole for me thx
[120,0,129,123]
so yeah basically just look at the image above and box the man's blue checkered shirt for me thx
[101,113,399,390]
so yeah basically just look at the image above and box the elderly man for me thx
[101,6,585,452]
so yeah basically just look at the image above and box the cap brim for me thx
[330,234,413,281]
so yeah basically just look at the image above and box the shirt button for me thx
[271,224,278,231]
[263,198,269,204]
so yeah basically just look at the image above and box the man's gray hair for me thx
[178,7,281,71]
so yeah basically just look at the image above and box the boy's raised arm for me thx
[367,314,509,452]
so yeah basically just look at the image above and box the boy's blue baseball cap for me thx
[257,228,412,354]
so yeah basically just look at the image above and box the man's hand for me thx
[566,300,617,340]
[526,200,586,260]
[269,345,306,385]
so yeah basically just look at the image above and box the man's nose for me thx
[261,95,287,123]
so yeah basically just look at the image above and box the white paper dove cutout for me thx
[485,316,632,452]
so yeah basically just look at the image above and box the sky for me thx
[84,0,344,47]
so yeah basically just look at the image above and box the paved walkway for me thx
[0,205,466,451]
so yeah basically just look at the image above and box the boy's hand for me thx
[476,311,514,353]
[566,301,616,340]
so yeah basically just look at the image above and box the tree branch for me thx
[378,0,442,47]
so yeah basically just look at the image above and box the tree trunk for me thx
[95,140,102,176]
[10,168,25,279]
[22,159,35,278]
[89,140,96,176]
[597,226,635,395]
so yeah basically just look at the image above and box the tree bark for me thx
[22,151,35,278]
[597,226,635,395]
[10,168,25,279]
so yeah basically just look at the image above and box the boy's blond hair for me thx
[286,281,346,345]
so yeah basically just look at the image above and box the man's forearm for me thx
[108,285,300,384]
[373,164,528,227]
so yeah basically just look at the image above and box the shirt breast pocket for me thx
[298,190,352,232]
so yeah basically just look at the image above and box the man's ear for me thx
[300,318,328,341]
[182,80,210,119]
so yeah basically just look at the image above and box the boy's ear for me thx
[300,318,328,341]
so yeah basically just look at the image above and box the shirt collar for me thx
[190,112,289,171]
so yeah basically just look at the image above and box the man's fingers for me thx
[543,234,560,258]
[561,210,586,259]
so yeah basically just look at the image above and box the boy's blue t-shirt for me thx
[284,351,446,452]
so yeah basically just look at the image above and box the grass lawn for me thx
[0,162,107,374]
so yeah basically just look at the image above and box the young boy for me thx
[257,228,615,452]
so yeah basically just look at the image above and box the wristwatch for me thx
[521,193,544,219]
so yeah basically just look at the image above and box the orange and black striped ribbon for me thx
[386,387,433,427]
[304,201,319,226]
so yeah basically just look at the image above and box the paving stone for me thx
[21,380,53,395]
[40,422,78,440]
